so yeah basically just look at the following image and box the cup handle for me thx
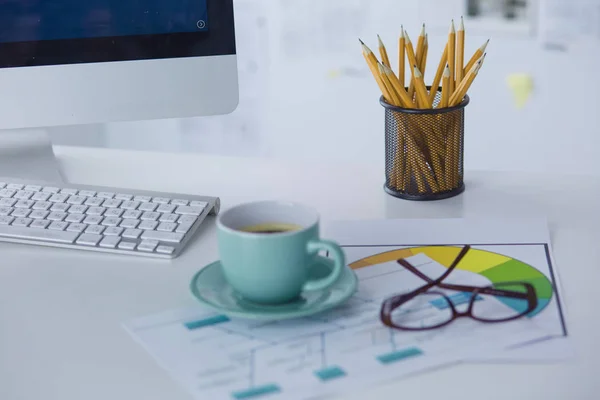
[302,239,346,292]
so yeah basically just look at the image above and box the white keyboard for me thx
[0,177,220,258]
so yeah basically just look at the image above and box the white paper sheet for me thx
[324,218,573,363]
[124,219,562,400]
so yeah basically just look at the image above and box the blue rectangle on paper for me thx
[184,314,230,330]
[314,366,346,381]
[377,347,423,364]
[232,384,281,399]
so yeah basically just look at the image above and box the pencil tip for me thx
[459,16,465,30]
[377,34,384,46]
[420,23,426,35]
[450,20,456,33]
[358,38,364,45]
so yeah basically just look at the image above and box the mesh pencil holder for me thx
[381,90,470,201]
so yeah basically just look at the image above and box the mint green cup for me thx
[216,201,346,304]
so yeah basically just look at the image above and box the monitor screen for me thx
[0,0,235,68]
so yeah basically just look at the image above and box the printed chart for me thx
[125,244,554,400]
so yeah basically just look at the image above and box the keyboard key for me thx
[11,208,31,218]
[6,183,23,190]
[157,222,177,232]
[0,189,16,198]
[138,202,158,212]
[78,190,96,197]
[175,206,205,216]
[99,236,121,248]
[138,220,158,230]
[171,199,189,206]
[0,198,16,207]
[49,194,69,203]
[60,188,78,195]
[101,217,122,227]
[0,207,12,216]
[0,216,14,225]
[141,212,160,221]
[123,210,142,219]
[134,195,152,202]
[50,203,70,212]
[115,193,133,201]
[85,225,105,235]
[83,215,103,225]
[119,219,140,229]
[103,199,122,208]
[14,190,34,200]
[138,240,159,252]
[48,212,67,221]
[84,197,104,207]
[66,195,86,205]
[68,205,88,214]
[66,223,87,233]
[29,210,49,219]
[190,201,208,208]
[41,186,60,193]
[121,201,140,210]
[33,201,52,210]
[97,192,115,199]
[49,221,69,231]
[0,225,79,244]
[65,213,85,223]
[103,227,124,236]
[141,231,184,243]
[122,229,142,239]
[156,204,176,213]
[12,218,33,227]
[156,245,176,255]
[14,200,35,209]
[24,185,42,192]
[86,207,105,216]
[118,241,137,250]
[152,197,170,204]
[159,213,179,223]
[76,234,102,246]
[31,192,51,201]
[176,223,194,234]
[104,208,124,218]
[178,215,197,225]
[30,220,51,229]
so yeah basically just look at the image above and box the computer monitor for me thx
[0,0,239,130]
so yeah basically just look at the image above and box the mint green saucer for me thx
[189,256,358,320]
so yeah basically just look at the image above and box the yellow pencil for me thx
[408,24,426,100]
[377,34,391,68]
[447,20,456,95]
[449,55,484,106]
[420,33,429,75]
[456,16,465,85]
[378,63,403,106]
[413,65,431,109]
[398,26,406,86]
[404,30,420,105]
[439,64,451,108]
[360,39,394,103]
[381,64,415,108]
[464,39,489,75]
[428,44,448,105]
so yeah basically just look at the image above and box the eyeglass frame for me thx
[379,245,538,331]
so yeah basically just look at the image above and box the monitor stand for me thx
[0,129,65,182]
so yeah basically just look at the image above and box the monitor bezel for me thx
[0,0,236,69]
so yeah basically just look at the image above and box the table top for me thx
[1,145,599,400]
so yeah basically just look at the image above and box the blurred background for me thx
[49,0,600,175]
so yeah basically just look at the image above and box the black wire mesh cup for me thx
[381,90,469,201]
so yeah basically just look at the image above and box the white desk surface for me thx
[1,145,599,400]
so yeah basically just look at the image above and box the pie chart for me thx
[348,246,553,317]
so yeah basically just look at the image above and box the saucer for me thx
[189,256,358,320]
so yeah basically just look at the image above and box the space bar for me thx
[0,225,80,244]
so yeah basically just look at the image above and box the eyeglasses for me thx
[379,245,538,331]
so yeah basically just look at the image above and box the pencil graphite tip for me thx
[459,16,465,31]
[424,33,428,45]
[420,23,426,36]
[414,65,422,78]
[481,39,490,52]
[443,64,450,77]
[377,62,385,73]
[359,40,372,54]
[400,27,405,39]
[404,30,411,43]
[377,34,384,47]
[450,19,455,33]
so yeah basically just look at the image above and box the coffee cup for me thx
[216,201,345,304]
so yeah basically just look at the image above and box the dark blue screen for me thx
[0,0,208,44]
